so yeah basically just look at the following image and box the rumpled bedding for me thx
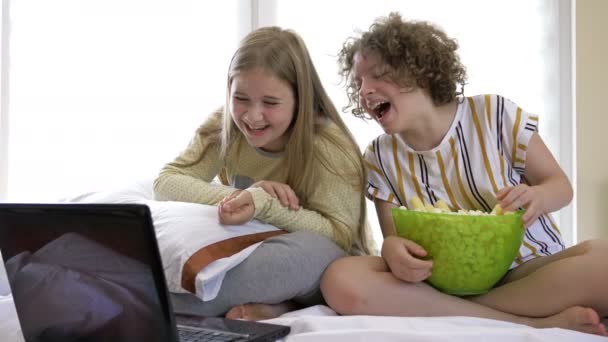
[63,179,284,302]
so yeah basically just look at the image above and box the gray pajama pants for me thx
[170,231,347,317]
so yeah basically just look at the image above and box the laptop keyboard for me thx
[178,326,250,342]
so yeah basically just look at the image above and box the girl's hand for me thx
[381,235,433,283]
[218,190,255,225]
[251,180,300,211]
[496,184,544,227]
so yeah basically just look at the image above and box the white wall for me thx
[576,0,608,240]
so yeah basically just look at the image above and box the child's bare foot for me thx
[532,306,607,336]
[225,301,300,321]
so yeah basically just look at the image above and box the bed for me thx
[0,295,604,341]
[0,179,605,341]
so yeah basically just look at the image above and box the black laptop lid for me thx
[0,203,179,342]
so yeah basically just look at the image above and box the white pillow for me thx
[147,200,283,301]
[61,178,155,204]
[65,179,284,302]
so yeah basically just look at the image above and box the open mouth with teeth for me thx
[244,122,270,135]
[372,101,391,119]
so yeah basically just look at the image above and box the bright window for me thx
[5,0,242,200]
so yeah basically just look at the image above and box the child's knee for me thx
[579,239,608,257]
[321,257,368,315]
[321,257,348,286]
[577,239,608,286]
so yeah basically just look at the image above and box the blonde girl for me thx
[155,26,372,321]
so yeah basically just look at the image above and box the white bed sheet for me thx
[0,296,604,342]
[268,305,607,341]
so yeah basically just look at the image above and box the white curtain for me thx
[0,0,574,245]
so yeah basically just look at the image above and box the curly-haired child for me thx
[321,12,608,336]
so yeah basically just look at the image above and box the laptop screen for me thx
[0,204,178,342]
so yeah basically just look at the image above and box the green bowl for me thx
[391,208,524,295]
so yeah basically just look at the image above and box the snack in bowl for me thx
[391,197,525,295]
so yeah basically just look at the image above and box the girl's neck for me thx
[400,99,459,151]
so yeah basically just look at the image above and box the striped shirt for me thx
[364,94,565,268]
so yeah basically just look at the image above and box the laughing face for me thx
[352,51,428,135]
[229,68,296,152]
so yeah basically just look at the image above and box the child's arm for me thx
[497,132,573,227]
[375,198,397,238]
[217,141,365,252]
[376,198,433,283]
[153,133,236,205]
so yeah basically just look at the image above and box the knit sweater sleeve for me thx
[153,115,236,205]
[246,130,363,253]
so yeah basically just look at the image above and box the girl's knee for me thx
[285,231,343,249]
[321,257,353,288]
[578,238,608,257]
[265,231,347,261]
[320,257,372,315]
[577,239,608,286]
[587,238,608,265]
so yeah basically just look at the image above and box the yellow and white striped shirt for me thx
[364,94,564,268]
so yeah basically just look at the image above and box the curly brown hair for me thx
[338,12,467,118]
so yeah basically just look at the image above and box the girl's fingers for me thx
[219,204,251,225]
[218,207,227,224]
[222,190,241,204]
[502,192,523,211]
[495,187,511,199]
[524,214,536,228]
[404,253,433,270]
[394,262,432,283]
[258,182,282,200]
[219,200,229,215]
[509,190,533,212]
[499,185,521,205]
[402,239,427,258]
[286,189,299,210]
[264,185,278,199]
[522,203,538,227]
[410,269,432,282]
[521,208,530,226]
[502,199,517,212]
[274,186,290,207]
[223,192,248,211]
[401,240,433,270]
[273,185,300,210]
[400,242,432,270]
[252,181,300,210]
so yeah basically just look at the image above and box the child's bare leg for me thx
[471,239,608,317]
[225,301,300,321]
[321,255,607,336]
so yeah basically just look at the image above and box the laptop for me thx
[0,203,290,342]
